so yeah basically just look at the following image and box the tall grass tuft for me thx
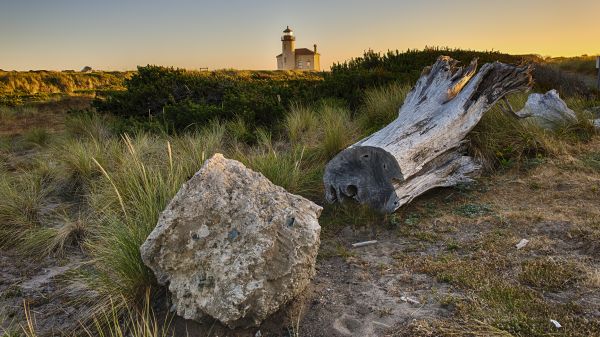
[54,137,120,193]
[20,212,87,257]
[0,171,51,249]
[319,101,358,160]
[470,93,598,170]
[22,128,51,148]
[469,94,555,170]
[286,103,320,146]
[65,112,113,140]
[75,133,206,318]
[359,82,410,133]
[21,290,171,337]
[235,129,322,199]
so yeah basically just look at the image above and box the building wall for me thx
[280,40,296,70]
[295,54,314,71]
[294,54,320,71]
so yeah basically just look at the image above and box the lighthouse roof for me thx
[283,26,292,33]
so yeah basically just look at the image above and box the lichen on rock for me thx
[140,153,322,328]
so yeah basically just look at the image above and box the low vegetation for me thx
[0,70,131,107]
[1,50,599,336]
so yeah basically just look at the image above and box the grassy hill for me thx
[0,70,133,105]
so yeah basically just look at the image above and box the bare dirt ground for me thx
[158,139,600,337]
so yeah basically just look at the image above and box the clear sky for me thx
[1,0,599,71]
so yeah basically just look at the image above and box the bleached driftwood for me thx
[513,90,600,131]
[515,90,577,129]
[323,56,532,213]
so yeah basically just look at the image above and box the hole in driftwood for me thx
[345,185,358,197]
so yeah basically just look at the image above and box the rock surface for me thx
[516,89,578,129]
[140,153,322,328]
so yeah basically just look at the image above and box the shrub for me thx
[94,66,323,133]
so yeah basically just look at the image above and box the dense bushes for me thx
[94,48,599,134]
[94,66,324,133]
[321,47,539,108]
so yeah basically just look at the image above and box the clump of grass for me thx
[519,257,583,291]
[0,105,38,123]
[19,212,87,257]
[359,82,410,133]
[286,103,320,145]
[236,131,322,199]
[0,171,51,249]
[319,101,358,159]
[76,134,199,318]
[170,120,228,175]
[469,93,599,171]
[554,109,597,142]
[65,112,113,140]
[469,96,552,170]
[22,128,51,148]
[53,136,122,194]
[582,151,600,171]
[226,116,253,143]
[21,291,171,337]
[453,203,493,218]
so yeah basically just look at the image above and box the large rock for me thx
[140,153,322,328]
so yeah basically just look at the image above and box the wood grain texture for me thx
[324,56,533,213]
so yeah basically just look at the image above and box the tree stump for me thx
[323,56,532,213]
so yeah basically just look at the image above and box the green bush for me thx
[94,66,323,133]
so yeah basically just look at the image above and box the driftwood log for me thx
[515,90,577,129]
[323,56,533,213]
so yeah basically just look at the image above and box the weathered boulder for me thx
[140,153,322,328]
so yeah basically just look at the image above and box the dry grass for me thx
[1,80,599,336]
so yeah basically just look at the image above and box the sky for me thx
[1,0,599,71]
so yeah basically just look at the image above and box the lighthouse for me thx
[276,27,320,71]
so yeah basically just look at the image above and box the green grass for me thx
[359,81,410,133]
[22,128,51,148]
[285,103,320,145]
[319,101,358,160]
[582,152,600,171]
[65,111,113,140]
[78,135,194,315]
[453,203,493,218]
[1,79,598,335]
[20,290,171,337]
[0,171,51,249]
[519,257,583,291]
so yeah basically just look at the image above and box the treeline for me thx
[94,67,325,132]
[93,48,598,133]
[546,55,599,76]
